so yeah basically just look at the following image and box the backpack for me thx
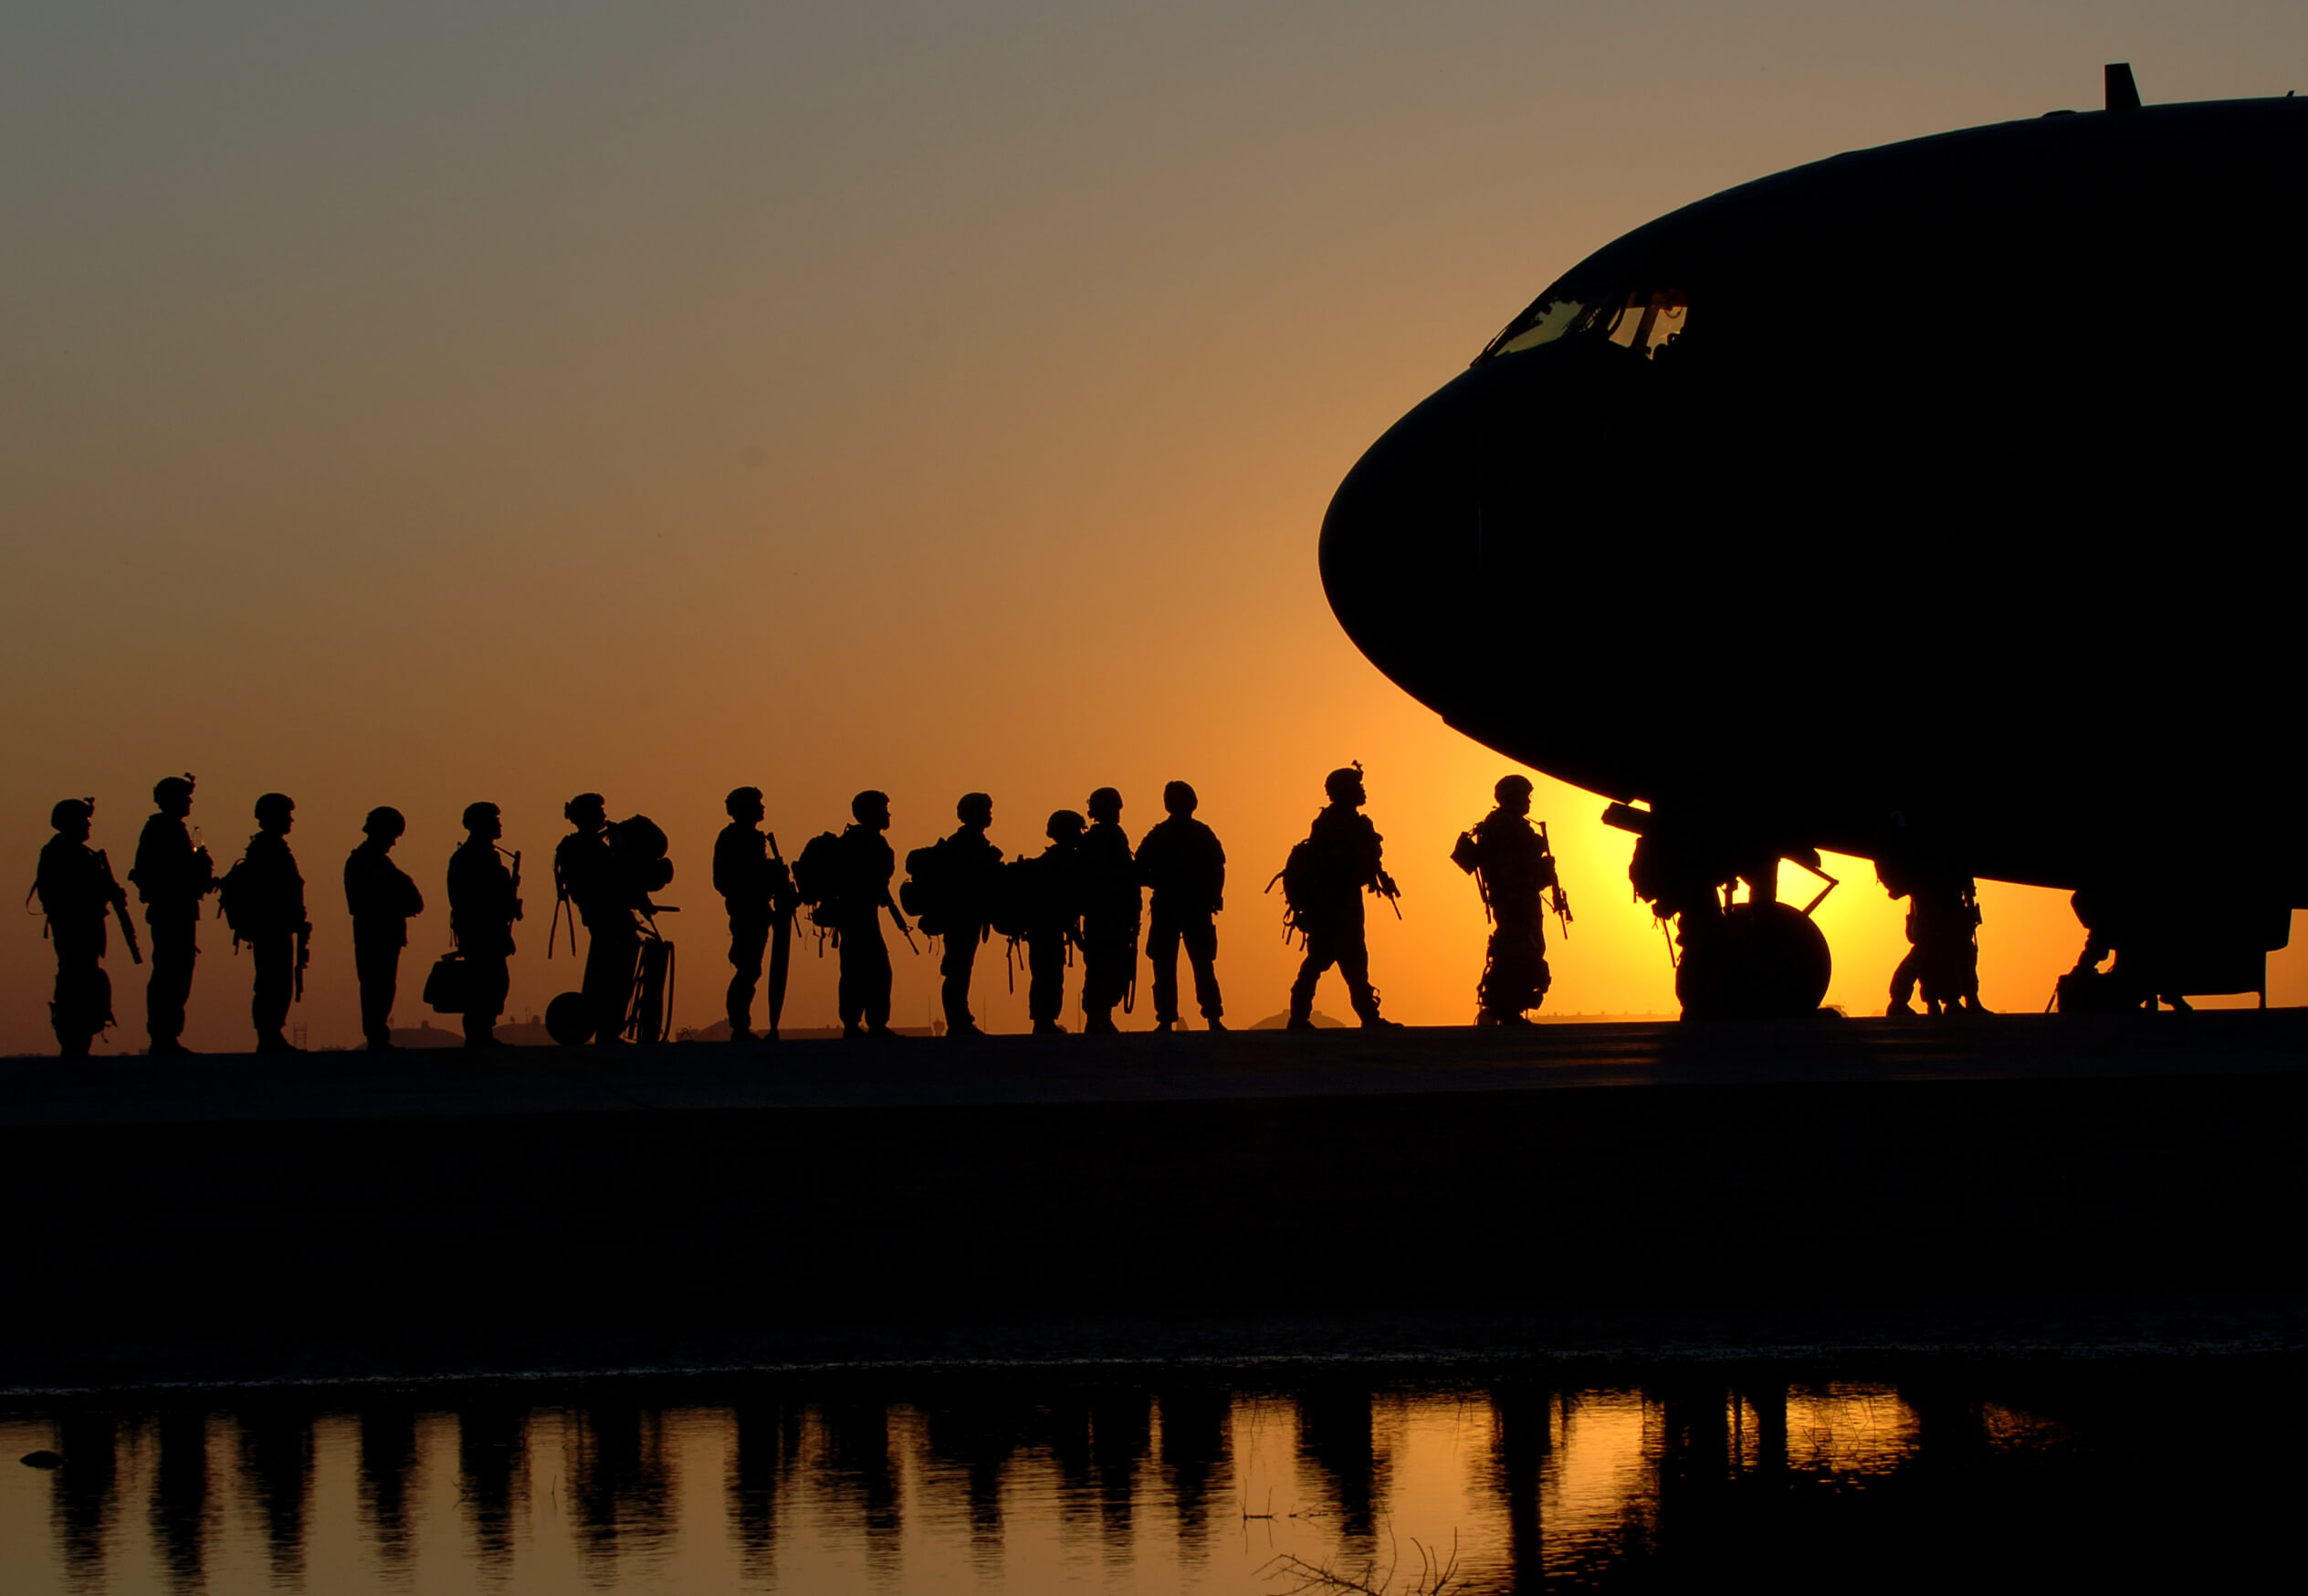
[613,815,675,892]
[792,832,845,908]
[215,856,258,940]
[900,843,945,933]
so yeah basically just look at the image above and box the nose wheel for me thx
[1675,900,1832,1019]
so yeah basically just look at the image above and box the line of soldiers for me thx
[26,765,1584,1055]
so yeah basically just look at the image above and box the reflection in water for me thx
[0,1364,2289,1593]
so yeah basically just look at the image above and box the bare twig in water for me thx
[1261,1528,1461,1595]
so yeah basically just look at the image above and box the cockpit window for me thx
[1480,288,1687,362]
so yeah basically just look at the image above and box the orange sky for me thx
[7,4,2305,1052]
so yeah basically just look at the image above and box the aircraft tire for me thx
[1676,901,1832,1020]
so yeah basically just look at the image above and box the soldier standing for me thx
[1285,766,1401,1030]
[1020,810,1086,1034]
[554,793,639,1045]
[1453,775,1568,1025]
[1136,781,1226,1033]
[223,793,309,1053]
[1880,856,1988,1016]
[932,793,1003,1039]
[131,774,214,1055]
[1077,787,1139,1034]
[713,786,788,1043]
[449,802,521,1047]
[344,806,425,1049]
[832,790,908,1038]
[33,798,134,1056]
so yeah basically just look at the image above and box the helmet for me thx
[957,792,993,826]
[1162,780,1198,815]
[564,793,606,825]
[1495,774,1534,803]
[1046,809,1086,841]
[50,798,92,831]
[152,774,194,806]
[461,801,500,832]
[851,789,890,823]
[362,805,406,839]
[1324,765,1366,803]
[1086,786,1123,823]
[725,786,763,818]
[254,793,295,828]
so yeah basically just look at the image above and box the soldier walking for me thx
[554,793,639,1045]
[1019,810,1086,1034]
[1453,774,1568,1025]
[33,798,136,1056]
[131,774,214,1055]
[929,793,1002,1039]
[222,793,309,1053]
[1077,787,1139,1034]
[1136,781,1226,1033]
[344,806,424,1049]
[1285,766,1401,1030]
[448,802,521,1047]
[832,790,908,1038]
[1882,857,1987,1016]
[713,786,791,1042]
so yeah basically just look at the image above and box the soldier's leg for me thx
[146,915,195,1046]
[1028,935,1066,1031]
[51,929,104,1055]
[861,926,895,1031]
[582,927,638,1043]
[940,923,981,1033]
[728,917,768,1035]
[353,934,396,1045]
[1184,914,1222,1023]
[1887,948,1921,1014]
[251,933,293,1047]
[1338,930,1384,1024]
[837,935,866,1033]
[464,951,509,1045]
[1146,913,1182,1024]
[1288,935,1334,1024]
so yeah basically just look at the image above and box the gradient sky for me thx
[7,2,2304,1051]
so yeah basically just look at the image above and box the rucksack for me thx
[613,815,675,892]
[215,856,258,940]
[900,843,945,933]
[792,832,844,908]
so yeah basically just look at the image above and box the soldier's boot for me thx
[151,1038,194,1056]
[1351,992,1399,1029]
[257,1030,298,1053]
[1033,1020,1066,1035]
[1083,1010,1120,1035]
[947,1021,985,1039]
[1205,1016,1227,1032]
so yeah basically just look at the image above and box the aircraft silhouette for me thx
[1319,68,2305,1015]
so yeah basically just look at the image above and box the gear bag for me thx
[424,951,471,1014]
[613,815,675,892]
[792,832,845,908]
[900,843,946,934]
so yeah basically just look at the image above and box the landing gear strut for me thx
[1606,803,1836,1020]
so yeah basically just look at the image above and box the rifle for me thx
[500,846,524,923]
[1538,822,1573,939]
[95,849,142,965]
[886,891,918,954]
[1374,869,1403,919]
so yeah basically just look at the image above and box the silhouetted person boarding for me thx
[1136,781,1225,1032]
[344,806,424,1049]
[714,786,793,1042]
[449,803,520,1047]
[131,774,214,1055]
[904,793,1002,1039]
[1281,765,1401,1030]
[1452,774,1568,1025]
[33,797,137,1056]
[218,793,309,1053]
[1077,787,1140,1034]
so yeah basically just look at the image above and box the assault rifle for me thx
[1375,868,1403,919]
[94,849,142,965]
[1538,822,1573,939]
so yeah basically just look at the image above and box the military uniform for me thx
[230,830,307,1050]
[34,829,121,1055]
[931,824,1003,1035]
[832,824,899,1034]
[449,835,519,1045]
[1137,813,1225,1027]
[1077,817,1139,1033]
[345,840,424,1047]
[556,824,638,1045]
[1461,809,1557,1024]
[131,809,212,1049]
[1017,830,1083,1034]
[1287,804,1389,1026]
[714,821,779,1036]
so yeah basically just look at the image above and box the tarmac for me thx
[3,1013,2304,1391]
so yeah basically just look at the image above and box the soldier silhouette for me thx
[1136,781,1226,1033]
[1285,766,1401,1030]
[448,802,520,1047]
[554,793,639,1045]
[131,774,215,1055]
[220,793,309,1053]
[713,786,788,1043]
[832,791,909,1038]
[1077,787,1139,1034]
[344,807,424,1049]
[1881,858,1988,1016]
[930,793,1003,1039]
[1020,810,1086,1034]
[33,798,133,1056]
[1453,775,1568,1025]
